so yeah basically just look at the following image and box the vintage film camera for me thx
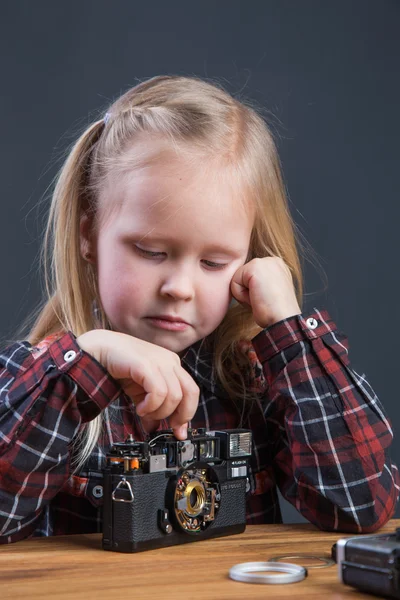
[102,428,252,553]
[335,528,400,599]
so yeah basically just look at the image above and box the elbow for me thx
[356,502,399,534]
[327,467,400,534]
[356,481,400,533]
[316,497,399,535]
[0,511,42,544]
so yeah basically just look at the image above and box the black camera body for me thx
[336,528,400,599]
[102,428,252,553]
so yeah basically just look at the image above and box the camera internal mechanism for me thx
[102,428,252,553]
[176,465,218,530]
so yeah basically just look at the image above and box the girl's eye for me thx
[135,244,226,270]
[202,260,227,270]
[135,246,165,258]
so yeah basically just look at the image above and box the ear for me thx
[80,212,96,263]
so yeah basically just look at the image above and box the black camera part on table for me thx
[334,528,400,599]
[102,428,252,553]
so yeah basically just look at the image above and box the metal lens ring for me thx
[267,554,335,569]
[184,480,206,516]
[229,561,307,584]
[174,463,219,533]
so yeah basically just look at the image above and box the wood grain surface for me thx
[1,519,399,599]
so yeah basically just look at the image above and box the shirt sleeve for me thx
[251,308,400,533]
[0,332,121,543]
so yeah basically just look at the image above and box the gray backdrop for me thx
[0,0,399,521]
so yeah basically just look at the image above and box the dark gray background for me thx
[1,0,399,521]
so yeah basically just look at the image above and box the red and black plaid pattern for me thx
[0,308,398,544]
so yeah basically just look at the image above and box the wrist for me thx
[258,307,302,329]
[76,330,105,362]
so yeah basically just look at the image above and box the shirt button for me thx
[64,350,77,363]
[93,485,103,499]
[306,317,318,330]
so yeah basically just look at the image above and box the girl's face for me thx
[89,141,254,355]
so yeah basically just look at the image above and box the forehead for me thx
[101,139,254,248]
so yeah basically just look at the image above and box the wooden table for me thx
[2,519,399,599]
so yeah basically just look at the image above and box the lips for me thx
[144,315,191,332]
[147,315,190,325]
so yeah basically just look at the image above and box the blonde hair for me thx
[28,75,306,470]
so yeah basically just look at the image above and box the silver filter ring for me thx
[229,561,307,584]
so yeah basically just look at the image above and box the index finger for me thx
[168,366,200,431]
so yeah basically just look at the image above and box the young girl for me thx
[0,75,398,544]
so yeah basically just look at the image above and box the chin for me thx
[140,330,196,353]
[158,337,194,354]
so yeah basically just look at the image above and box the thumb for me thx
[230,279,251,306]
[141,417,187,440]
[172,423,188,440]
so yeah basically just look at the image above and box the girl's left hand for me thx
[230,257,301,328]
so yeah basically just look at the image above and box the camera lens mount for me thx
[184,480,206,516]
[170,462,220,533]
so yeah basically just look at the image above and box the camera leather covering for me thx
[106,471,247,552]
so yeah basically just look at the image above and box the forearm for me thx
[0,333,121,542]
[253,308,400,532]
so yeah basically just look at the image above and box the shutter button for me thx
[306,318,318,330]
[64,350,77,363]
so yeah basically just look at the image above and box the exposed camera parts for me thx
[102,428,252,553]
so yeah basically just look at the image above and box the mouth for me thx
[147,315,190,325]
[144,316,191,331]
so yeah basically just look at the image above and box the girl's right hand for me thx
[76,329,200,440]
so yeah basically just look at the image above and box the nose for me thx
[159,266,195,301]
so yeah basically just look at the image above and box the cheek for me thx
[96,251,141,311]
[201,275,233,317]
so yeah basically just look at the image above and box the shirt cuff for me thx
[251,308,338,363]
[48,332,121,412]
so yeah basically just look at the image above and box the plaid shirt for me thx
[0,308,398,544]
